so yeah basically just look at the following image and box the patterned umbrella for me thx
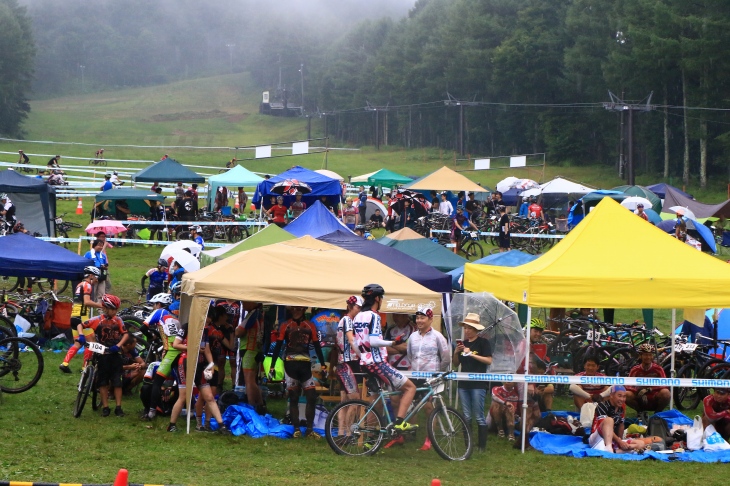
[271,179,312,195]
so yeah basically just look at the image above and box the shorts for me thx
[363,362,407,391]
[498,235,510,249]
[284,360,316,390]
[97,353,123,388]
[176,354,213,390]
[72,327,95,339]
[157,349,181,378]
[346,223,356,230]
[336,361,360,395]
[241,349,261,371]
[588,429,611,451]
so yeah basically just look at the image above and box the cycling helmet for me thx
[354,224,365,232]
[522,196,529,202]
[530,196,537,203]
[638,343,655,353]
[170,282,182,296]
[362,283,385,298]
[113,171,118,175]
[456,205,464,211]
[157,258,169,267]
[189,225,202,233]
[101,294,121,310]
[84,266,102,277]
[149,293,173,306]
[530,318,545,330]
[0,193,7,200]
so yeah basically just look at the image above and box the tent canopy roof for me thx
[448,250,538,291]
[199,224,294,267]
[318,229,451,293]
[252,166,342,205]
[613,185,662,213]
[404,166,487,193]
[0,169,52,193]
[661,185,730,219]
[285,200,353,238]
[538,177,594,195]
[207,165,264,186]
[350,171,378,184]
[314,169,344,181]
[0,233,90,280]
[351,168,412,187]
[182,236,442,314]
[378,228,468,272]
[646,183,692,200]
[94,188,165,202]
[132,158,205,183]
[464,197,730,308]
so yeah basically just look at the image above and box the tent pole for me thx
[670,308,676,410]
[521,306,532,454]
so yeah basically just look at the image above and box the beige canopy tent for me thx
[179,236,442,430]
[404,166,487,192]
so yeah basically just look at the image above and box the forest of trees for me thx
[4,0,730,186]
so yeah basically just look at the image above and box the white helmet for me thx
[149,293,173,306]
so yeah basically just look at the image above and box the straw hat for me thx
[459,313,485,331]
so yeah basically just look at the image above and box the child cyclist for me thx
[59,266,105,373]
[167,321,229,433]
[76,294,130,417]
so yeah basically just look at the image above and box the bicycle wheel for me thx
[0,276,21,292]
[0,337,44,394]
[123,317,150,356]
[92,376,101,411]
[74,364,95,418]
[427,406,473,461]
[604,348,638,376]
[462,241,484,261]
[325,399,386,456]
[0,317,17,339]
[674,363,701,410]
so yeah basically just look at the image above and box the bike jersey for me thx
[146,269,168,289]
[144,308,170,328]
[575,372,608,393]
[193,235,204,250]
[627,363,668,392]
[336,315,355,363]
[275,319,318,360]
[144,361,161,380]
[343,206,358,224]
[216,300,241,328]
[528,203,543,219]
[205,324,226,362]
[82,314,126,347]
[353,309,386,366]
[74,281,93,305]
[179,326,209,364]
[592,400,625,433]
[384,323,415,369]
[703,394,730,422]
[491,385,521,405]
[290,200,307,218]
[237,307,263,352]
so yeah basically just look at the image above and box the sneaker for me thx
[147,409,157,420]
[167,424,178,432]
[305,429,322,439]
[59,363,72,374]
[102,407,111,417]
[394,421,418,432]
[218,425,232,435]
[114,407,125,417]
[195,424,209,432]
[498,429,506,438]
[508,434,515,442]
[292,430,302,439]
[384,435,405,449]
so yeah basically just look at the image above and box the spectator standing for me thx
[101,174,113,192]
[439,192,454,217]
[518,197,529,217]
[174,182,185,200]
[498,205,510,252]
[452,313,492,452]
[290,191,307,220]
[342,198,358,230]
[84,239,109,302]
[266,196,288,228]
[358,187,368,224]
[237,187,248,211]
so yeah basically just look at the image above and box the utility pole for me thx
[444,93,478,156]
[79,64,85,92]
[299,63,305,116]
[226,44,235,73]
[603,91,654,186]
[366,102,389,150]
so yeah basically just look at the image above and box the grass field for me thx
[1,74,729,485]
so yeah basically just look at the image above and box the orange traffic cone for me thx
[113,468,128,486]
[234,196,239,210]
[431,480,441,486]
[75,198,83,215]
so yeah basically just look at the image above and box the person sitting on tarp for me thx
[589,385,630,453]
[703,387,730,441]
[625,344,671,419]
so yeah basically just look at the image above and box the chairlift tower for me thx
[444,93,479,156]
[603,91,654,186]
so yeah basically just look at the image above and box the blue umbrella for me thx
[643,208,662,225]
[656,218,717,253]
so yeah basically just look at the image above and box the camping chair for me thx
[555,218,569,233]
[720,231,730,255]
[220,206,232,217]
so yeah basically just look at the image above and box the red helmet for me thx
[101,294,121,310]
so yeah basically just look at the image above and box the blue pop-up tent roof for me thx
[318,229,452,293]
[0,233,91,280]
[252,166,342,209]
[646,183,692,200]
[285,200,352,239]
[447,250,539,291]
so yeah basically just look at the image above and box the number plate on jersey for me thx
[88,342,107,354]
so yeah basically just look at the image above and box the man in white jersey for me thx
[352,284,417,433]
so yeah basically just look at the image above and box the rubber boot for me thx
[478,425,488,452]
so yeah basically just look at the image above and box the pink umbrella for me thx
[85,220,128,235]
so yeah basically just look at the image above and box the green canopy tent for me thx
[612,185,662,214]
[352,168,413,187]
[206,165,264,210]
[377,227,467,272]
[132,158,205,184]
[199,224,295,267]
[93,188,165,219]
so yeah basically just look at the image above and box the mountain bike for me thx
[74,341,111,417]
[456,231,484,261]
[51,213,82,247]
[325,371,473,461]
[0,336,44,393]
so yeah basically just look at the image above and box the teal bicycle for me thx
[324,371,473,461]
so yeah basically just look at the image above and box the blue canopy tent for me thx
[501,187,522,207]
[252,166,342,210]
[447,250,539,291]
[0,169,56,237]
[285,201,352,239]
[0,233,90,280]
[646,183,693,200]
[318,229,452,293]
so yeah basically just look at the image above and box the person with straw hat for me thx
[452,313,493,452]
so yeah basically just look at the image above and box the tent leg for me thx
[521,306,532,454]
[670,309,676,410]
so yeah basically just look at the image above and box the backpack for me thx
[536,413,573,435]
[646,415,673,445]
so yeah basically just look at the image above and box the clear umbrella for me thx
[450,292,525,373]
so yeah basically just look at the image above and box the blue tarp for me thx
[285,201,353,239]
[252,166,342,209]
[223,404,294,439]
[318,229,452,293]
[447,250,539,291]
[656,218,717,253]
[646,183,693,200]
[0,233,91,280]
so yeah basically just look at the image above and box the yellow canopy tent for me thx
[179,236,442,430]
[404,166,487,193]
[465,197,730,308]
